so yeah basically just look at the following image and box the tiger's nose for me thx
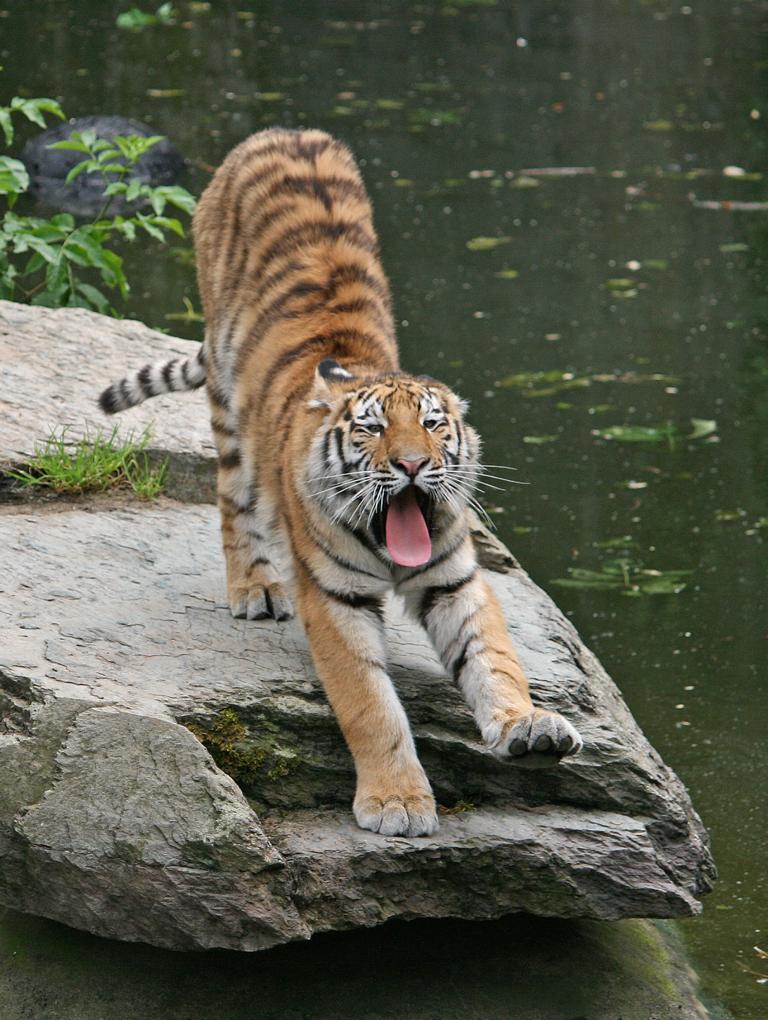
[395,457,428,477]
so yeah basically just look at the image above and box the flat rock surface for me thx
[0,303,715,960]
[0,502,714,950]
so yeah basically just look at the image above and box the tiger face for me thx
[307,359,481,567]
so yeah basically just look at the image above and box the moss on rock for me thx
[184,708,301,789]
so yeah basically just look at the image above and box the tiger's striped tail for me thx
[98,344,207,415]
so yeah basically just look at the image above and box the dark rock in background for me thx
[20,115,185,216]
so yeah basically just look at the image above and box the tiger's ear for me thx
[308,358,356,410]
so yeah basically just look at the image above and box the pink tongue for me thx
[385,488,432,567]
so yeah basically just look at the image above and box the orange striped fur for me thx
[100,128,583,837]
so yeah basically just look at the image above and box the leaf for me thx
[147,214,184,237]
[714,509,745,522]
[102,181,129,198]
[0,108,13,146]
[688,418,717,440]
[112,218,137,241]
[551,559,691,595]
[523,434,559,444]
[23,252,46,275]
[135,213,165,241]
[550,577,622,591]
[633,577,688,595]
[49,213,75,230]
[64,159,99,185]
[40,258,69,304]
[117,8,159,30]
[594,535,635,549]
[156,2,177,23]
[597,424,676,444]
[47,138,92,154]
[509,175,540,189]
[466,235,512,251]
[19,234,59,264]
[495,268,519,279]
[113,134,164,162]
[75,282,111,314]
[719,242,748,253]
[98,162,131,176]
[495,369,592,398]
[10,96,64,129]
[0,156,29,201]
[153,186,196,215]
[125,178,144,203]
[22,98,65,122]
[605,278,634,290]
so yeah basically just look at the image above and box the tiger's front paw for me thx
[353,789,439,837]
[229,581,294,621]
[493,708,583,769]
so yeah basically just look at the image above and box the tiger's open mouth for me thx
[375,485,435,567]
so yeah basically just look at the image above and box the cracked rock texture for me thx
[0,502,714,951]
[0,302,715,958]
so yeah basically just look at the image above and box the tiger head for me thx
[306,358,481,567]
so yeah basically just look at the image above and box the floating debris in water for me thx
[466,235,512,251]
[595,419,717,448]
[509,175,540,189]
[523,434,559,444]
[551,538,691,596]
[117,4,178,31]
[518,166,596,177]
[495,369,679,398]
[691,198,768,211]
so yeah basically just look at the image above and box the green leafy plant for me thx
[7,426,167,499]
[116,4,177,31]
[0,99,196,313]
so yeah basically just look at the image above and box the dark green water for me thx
[2,1,767,1016]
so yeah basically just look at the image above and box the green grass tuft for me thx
[8,426,167,499]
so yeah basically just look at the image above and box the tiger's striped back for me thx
[193,127,399,451]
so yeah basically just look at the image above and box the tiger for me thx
[99,127,583,837]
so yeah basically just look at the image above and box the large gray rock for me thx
[0,301,715,955]
[0,501,714,950]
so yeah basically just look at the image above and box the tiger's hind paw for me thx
[493,709,583,769]
[229,582,294,621]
